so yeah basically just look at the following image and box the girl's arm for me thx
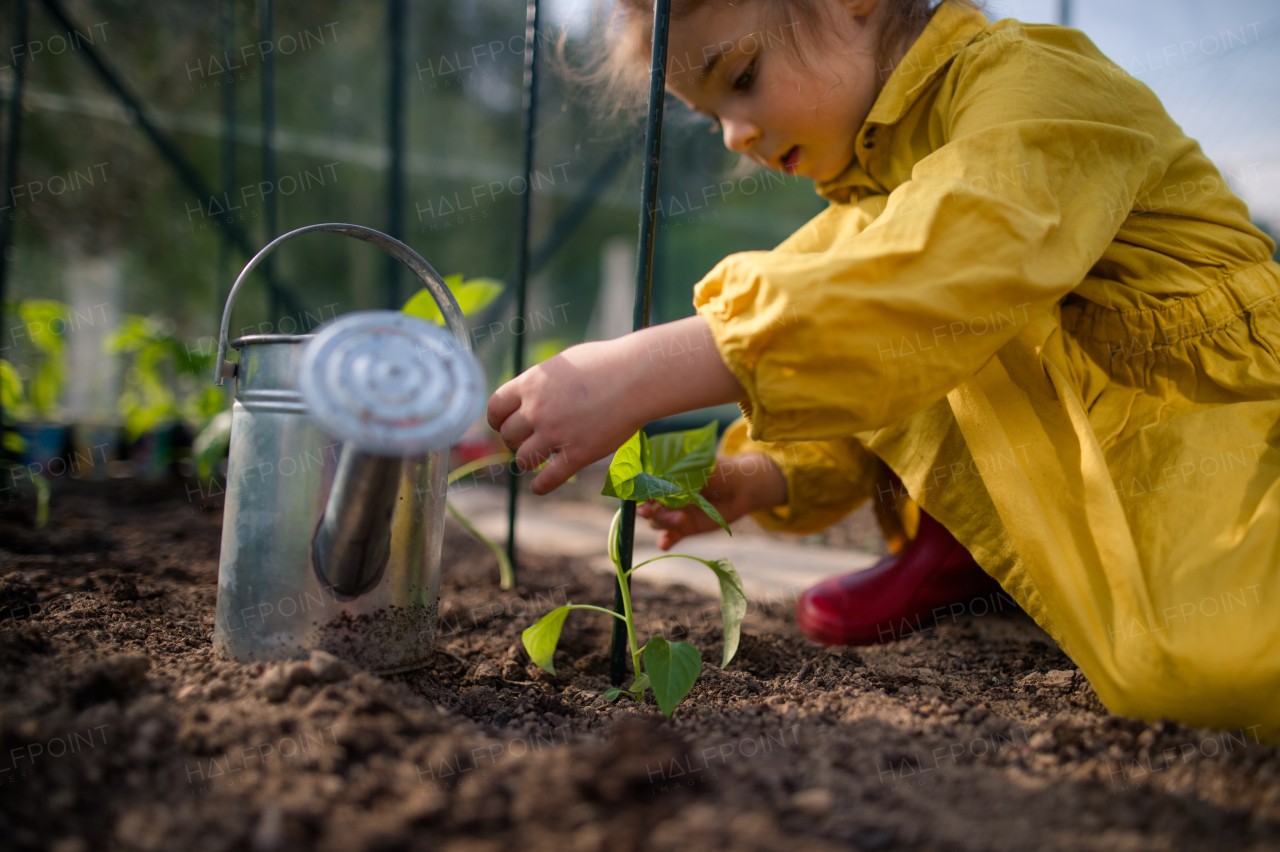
[486,314,744,495]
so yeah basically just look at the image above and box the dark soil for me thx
[1,483,1278,852]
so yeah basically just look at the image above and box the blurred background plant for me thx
[105,313,225,480]
[105,313,222,441]
[0,299,69,423]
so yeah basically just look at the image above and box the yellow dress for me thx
[695,2,1280,739]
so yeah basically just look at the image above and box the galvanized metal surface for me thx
[211,339,446,671]
[211,224,475,673]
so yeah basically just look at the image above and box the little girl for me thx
[487,0,1280,740]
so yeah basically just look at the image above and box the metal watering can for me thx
[209,223,485,673]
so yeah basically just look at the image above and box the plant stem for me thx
[626,551,704,578]
[565,604,627,621]
[32,473,48,529]
[446,499,514,590]
[446,452,512,485]
[609,507,644,680]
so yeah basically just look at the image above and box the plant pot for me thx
[128,422,176,482]
[16,422,69,477]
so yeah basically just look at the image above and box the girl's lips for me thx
[782,146,800,174]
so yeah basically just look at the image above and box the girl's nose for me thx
[721,117,762,154]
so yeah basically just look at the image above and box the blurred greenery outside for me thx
[0,0,825,440]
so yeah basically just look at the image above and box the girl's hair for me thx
[566,0,983,119]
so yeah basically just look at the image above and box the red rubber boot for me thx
[796,511,1003,646]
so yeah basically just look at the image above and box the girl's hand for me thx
[637,452,787,550]
[487,316,746,495]
[487,338,647,495]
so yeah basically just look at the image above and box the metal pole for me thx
[260,0,279,320]
[0,0,28,441]
[1058,0,1071,27]
[35,0,296,315]
[218,0,236,313]
[385,0,406,309]
[610,0,671,687]
[505,0,541,581]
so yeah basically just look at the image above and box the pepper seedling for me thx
[521,421,745,717]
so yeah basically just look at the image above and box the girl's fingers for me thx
[527,444,577,495]
[498,411,535,452]
[642,505,688,531]
[486,382,521,432]
[513,432,556,480]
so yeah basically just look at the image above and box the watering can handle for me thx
[214,223,470,386]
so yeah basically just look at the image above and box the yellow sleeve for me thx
[693,40,1167,442]
[718,417,881,535]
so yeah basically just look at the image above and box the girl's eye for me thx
[732,57,757,91]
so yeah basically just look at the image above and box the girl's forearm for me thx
[621,315,745,421]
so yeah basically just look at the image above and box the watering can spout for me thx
[312,450,403,596]
[296,309,486,598]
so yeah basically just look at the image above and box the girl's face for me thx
[666,0,894,183]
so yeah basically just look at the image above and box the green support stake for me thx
[506,0,542,585]
[610,0,672,688]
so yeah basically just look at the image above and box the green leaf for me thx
[452,277,504,316]
[687,492,731,535]
[0,360,27,414]
[603,426,730,532]
[402,288,446,324]
[602,672,649,704]
[601,430,647,499]
[521,605,572,674]
[635,490,731,535]
[646,421,718,493]
[643,636,702,717]
[625,472,685,502]
[19,300,69,357]
[701,558,747,666]
[3,430,25,453]
[403,276,504,324]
